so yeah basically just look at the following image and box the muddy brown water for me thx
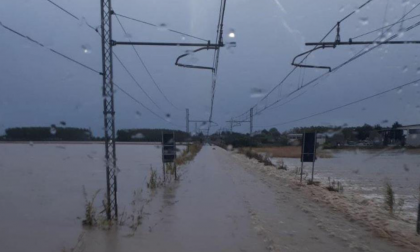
[0,143,416,252]
[274,149,420,216]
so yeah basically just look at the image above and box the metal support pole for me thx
[311,162,315,182]
[417,203,420,234]
[300,162,304,184]
[101,0,118,220]
[186,109,189,134]
[250,108,253,135]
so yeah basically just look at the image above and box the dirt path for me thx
[79,146,412,252]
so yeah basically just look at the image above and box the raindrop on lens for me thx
[81,44,92,54]
[228,29,235,38]
[359,17,369,26]
[50,125,57,135]
[157,23,168,32]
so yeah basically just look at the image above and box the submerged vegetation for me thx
[82,187,100,226]
[239,148,274,166]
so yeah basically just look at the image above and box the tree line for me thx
[3,127,92,141]
[211,122,405,148]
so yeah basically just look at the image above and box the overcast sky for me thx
[1,0,420,136]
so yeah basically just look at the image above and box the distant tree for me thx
[269,128,281,137]
[391,122,404,141]
[355,124,373,141]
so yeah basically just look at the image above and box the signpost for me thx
[162,132,177,180]
[300,132,317,183]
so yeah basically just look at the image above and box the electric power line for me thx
[352,13,420,40]
[114,82,182,128]
[232,0,374,121]
[0,20,179,128]
[45,0,184,118]
[256,77,420,128]
[114,14,182,111]
[248,1,420,120]
[0,21,102,75]
[114,13,209,42]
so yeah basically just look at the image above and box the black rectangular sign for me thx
[301,132,316,163]
[162,132,176,163]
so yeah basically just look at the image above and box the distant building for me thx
[287,133,326,146]
[398,124,420,147]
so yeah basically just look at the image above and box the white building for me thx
[398,124,420,147]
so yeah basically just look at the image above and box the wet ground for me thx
[274,149,420,216]
[81,146,410,252]
[0,143,414,251]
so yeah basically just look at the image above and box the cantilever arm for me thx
[292,46,334,72]
[175,46,217,71]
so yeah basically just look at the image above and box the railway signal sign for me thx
[162,132,176,163]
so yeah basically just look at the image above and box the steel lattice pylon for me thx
[101,0,118,220]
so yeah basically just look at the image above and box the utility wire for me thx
[112,53,163,111]
[256,77,420,128]
[245,1,419,120]
[11,1,180,127]
[352,13,420,40]
[114,14,182,111]
[233,0,374,121]
[113,82,182,128]
[0,21,102,75]
[207,0,227,135]
[114,13,209,42]
[0,19,178,127]
[253,18,420,124]
[46,0,180,118]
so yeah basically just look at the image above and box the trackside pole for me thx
[311,162,315,182]
[417,202,420,234]
[300,162,303,183]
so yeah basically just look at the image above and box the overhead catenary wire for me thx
[0,21,102,75]
[114,13,209,42]
[113,82,182,128]
[45,0,183,117]
[240,13,420,128]
[0,20,179,128]
[255,77,420,128]
[245,1,420,122]
[207,0,227,135]
[232,0,374,121]
[114,14,182,111]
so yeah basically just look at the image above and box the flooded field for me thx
[1,143,418,252]
[274,149,420,218]
[0,142,183,252]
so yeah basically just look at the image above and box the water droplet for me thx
[359,17,369,26]
[397,27,405,38]
[381,120,389,124]
[29,141,34,146]
[50,125,57,135]
[165,113,171,122]
[81,44,92,54]
[250,88,265,98]
[181,36,186,41]
[416,68,420,74]
[227,145,233,151]
[397,88,403,94]
[228,29,235,38]
[135,111,141,118]
[157,23,168,32]
[60,121,66,126]
[402,66,408,73]
[124,33,132,39]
